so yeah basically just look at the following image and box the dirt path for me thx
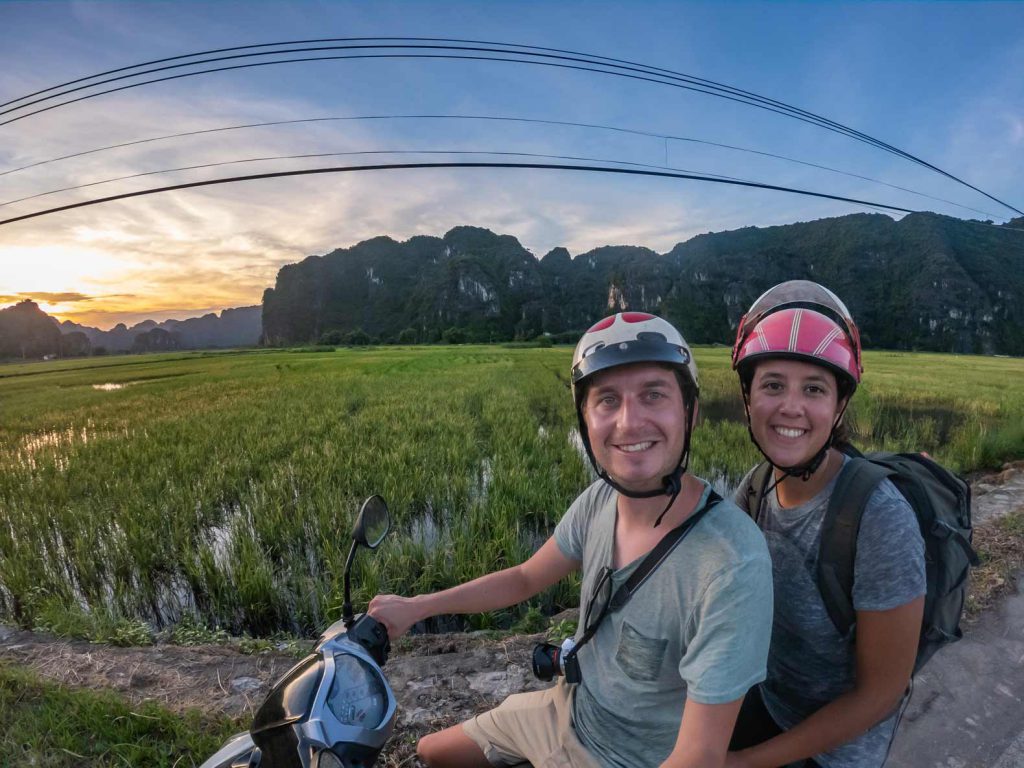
[1,462,1022,766]
[0,622,556,766]
[971,460,1024,524]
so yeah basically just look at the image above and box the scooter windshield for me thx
[252,653,324,733]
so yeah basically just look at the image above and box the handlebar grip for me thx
[350,614,391,667]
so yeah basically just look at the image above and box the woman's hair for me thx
[831,417,852,452]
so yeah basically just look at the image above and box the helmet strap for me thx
[652,467,683,528]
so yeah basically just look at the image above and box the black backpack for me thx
[745,447,980,673]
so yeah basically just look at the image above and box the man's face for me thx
[582,363,689,493]
[747,358,841,468]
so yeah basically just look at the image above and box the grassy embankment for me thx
[0,662,240,767]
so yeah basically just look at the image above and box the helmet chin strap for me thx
[740,389,850,495]
[578,397,695,528]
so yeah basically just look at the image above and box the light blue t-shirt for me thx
[554,479,774,768]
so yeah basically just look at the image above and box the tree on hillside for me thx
[59,331,91,357]
[319,329,345,346]
[442,327,467,344]
[132,328,181,352]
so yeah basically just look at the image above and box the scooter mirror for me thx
[354,495,390,549]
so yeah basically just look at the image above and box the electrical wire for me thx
[0,148,748,208]
[0,37,901,143]
[2,39,1019,216]
[0,35,964,173]
[0,113,1001,219]
[0,161,921,228]
[0,45,887,146]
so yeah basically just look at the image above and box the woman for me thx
[727,281,925,768]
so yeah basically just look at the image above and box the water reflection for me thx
[7,421,142,472]
[19,424,93,456]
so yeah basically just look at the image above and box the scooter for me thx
[200,495,397,768]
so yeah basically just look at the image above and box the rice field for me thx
[1,345,1022,638]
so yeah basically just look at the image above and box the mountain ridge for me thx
[4,212,1022,359]
[262,212,1024,355]
[59,306,262,352]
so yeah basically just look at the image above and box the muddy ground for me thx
[1,461,1022,766]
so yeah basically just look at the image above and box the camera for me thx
[532,637,581,684]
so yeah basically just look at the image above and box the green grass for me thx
[1,345,1021,638]
[0,663,241,767]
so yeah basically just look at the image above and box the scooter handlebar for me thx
[347,613,391,667]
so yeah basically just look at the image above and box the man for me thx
[369,312,772,768]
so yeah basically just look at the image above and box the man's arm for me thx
[368,536,579,638]
[662,696,744,768]
[728,596,924,768]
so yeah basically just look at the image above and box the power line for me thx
[1,113,1000,219]
[0,36,955,170]
[0,149,749,208]
[3,39,1020,216]
[0,161,920,228]
[0,45,886,148]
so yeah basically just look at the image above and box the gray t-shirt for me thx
[734,457,926,768]
[554,479,773,768]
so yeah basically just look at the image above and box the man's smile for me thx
[614,440,657,453]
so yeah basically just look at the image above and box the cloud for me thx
[3,291,97,303]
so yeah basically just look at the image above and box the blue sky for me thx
[1,0,1021,328]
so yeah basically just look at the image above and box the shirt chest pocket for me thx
[615,621,669,682]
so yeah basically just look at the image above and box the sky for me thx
[0,0,1022,329]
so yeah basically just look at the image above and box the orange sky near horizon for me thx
[1,242,270,330]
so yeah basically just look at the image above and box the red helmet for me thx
[732,280,862,390]
[733,307,861,388]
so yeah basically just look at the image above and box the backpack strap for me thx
[817,458,895,637]
[745,462,773,525]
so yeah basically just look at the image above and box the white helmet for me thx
[571,312,698,405]
[570,312,699,500]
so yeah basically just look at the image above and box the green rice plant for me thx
[169,615,231,646]
[546,616,579,642]
[0,345,1020,638]
[30,596,153,646]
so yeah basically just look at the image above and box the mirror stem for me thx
[341,539,358,626]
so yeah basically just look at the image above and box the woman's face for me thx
[748,358,842,468]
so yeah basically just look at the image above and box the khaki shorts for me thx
[460,681,600,768]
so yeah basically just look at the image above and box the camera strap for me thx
[571,488,723,652]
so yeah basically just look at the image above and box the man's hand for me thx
[368,594,423,639]
[367,537,579,640]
